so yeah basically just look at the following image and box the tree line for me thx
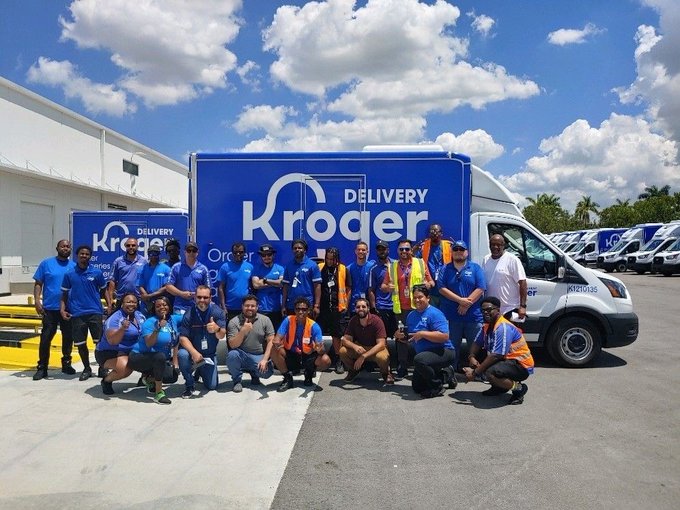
[522,185,680,234]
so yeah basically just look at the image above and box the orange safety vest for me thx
[318,262,349,312]
[420,239,453,266]
[481,315,534,370]
[284,315,315,354]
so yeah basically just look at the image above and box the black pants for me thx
[38,310,73,368]
[412,347,455,394]
[128,351,167,382]
[261,311,283,333]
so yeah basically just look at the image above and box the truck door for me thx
[487,222,564,342]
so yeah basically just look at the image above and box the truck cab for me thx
[597,223,662,273]
[652,237,680,276]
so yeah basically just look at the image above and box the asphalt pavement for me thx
[1,272,678,509]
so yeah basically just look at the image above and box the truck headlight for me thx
[599,277,628,299]
[668,254,679,261]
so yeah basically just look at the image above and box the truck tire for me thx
[662,271,673,277]
[615,262,627,272]
[635,269,645,275]
[547,317,601,367]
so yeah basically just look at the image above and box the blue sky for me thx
[2,0,678,211]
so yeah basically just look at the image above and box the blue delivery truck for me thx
[70,210,189,279]
[190,149,639,367]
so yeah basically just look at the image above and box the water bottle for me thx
[397,320,404,333]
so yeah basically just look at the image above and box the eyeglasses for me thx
[398,247,411,252]
[186,248,198,253]
[481,306,498,313]
[261,253,273,257]
[295,307,309,312]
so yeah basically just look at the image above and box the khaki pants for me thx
[338,345,390,374]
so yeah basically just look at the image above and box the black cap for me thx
[376,240,389,249]
[259,243,276,255]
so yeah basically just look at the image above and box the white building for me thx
[0,77,188,295]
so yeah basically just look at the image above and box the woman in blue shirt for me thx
[98,293,145,395]
[127,297,180,405]
[400,284,455,398]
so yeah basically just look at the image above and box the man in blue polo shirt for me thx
[61,245,109,381]
[217,241,253,321]
[347,241,375,314]
[107,237,146,310]
[166,241,211,314]
[32,239,77,380]
[138,244,171,315]
[251,243,284,332]
[437,240,486,371]
[281,238,321,317]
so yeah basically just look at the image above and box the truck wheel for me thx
[615,262,627,272]
[662,271,673,277]
[635,269,645,275]
[604,268,613,273]
[547,318,601,367]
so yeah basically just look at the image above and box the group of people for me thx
[31,223,534,404]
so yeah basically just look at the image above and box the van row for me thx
[548,221,680,276]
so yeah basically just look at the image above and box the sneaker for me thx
[277,374,294,392]
[135,375,146,387]
[482,385,508,397]
[303,373,314,386]
[61,363,76,375]
[181,387,196,399]
[250,375,261,386]
[33,368,48,381]
[233,382,243,393]
[97,366,109,378]
[101,379,114,395]
[441,367,457,390]
[383,372,395,385]
[79,367,92,381]
[154,390,171,405]
[421,386,446,399]
[344,370,359,382]
[145,377,155,394]
[508,383,528,405]
[334,360,345,375]
[395,366,408,379]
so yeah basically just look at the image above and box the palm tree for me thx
[574,195,600,227]
[615,198,631,207]
[638,184,671,200]
[526,193,561,208]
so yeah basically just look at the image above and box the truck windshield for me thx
[489,223,558,279]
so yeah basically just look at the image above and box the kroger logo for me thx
[92,221,175,254]
[242,173,429,242]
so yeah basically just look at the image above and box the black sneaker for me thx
[344,370,359,382]
[482,385,508,396]
[79,367,93,381]
[334,360,345,375]
[277,374,294,392]
[101,379,114,395]
[303,371,314,386]
[441,367,457,390]
[508,383,528,405]
[421,386,446,399]
[395,366,408,379]
[97,366,109,378]
[33,368,47,381]
[61,363,76,375]
[181,387,196,399]
[250,374,262,386]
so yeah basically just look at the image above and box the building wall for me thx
[0,77,188,295]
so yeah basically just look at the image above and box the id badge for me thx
[292,277,299,288]
[404,287,410,298]
[302,337,311,345]
[327,280,335,288]
[201,337,208,351]
[360,292,365,298]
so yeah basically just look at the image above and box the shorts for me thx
[71,314,103,346]
[486,359,529,382]
[95,349,127,366]
[315,308,346,338]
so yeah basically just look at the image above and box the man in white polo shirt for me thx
[482,234,528,321]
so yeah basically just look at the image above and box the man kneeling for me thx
[339,298,394,384]
[463,296,534,405]
[271,297,331,391]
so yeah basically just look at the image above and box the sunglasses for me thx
[452,247,466,252]
[398,247,411,252]
[481,306,498,313]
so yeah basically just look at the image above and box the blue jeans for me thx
[448,321,483,369]
[178,348,218,390]
[226,349,274,384]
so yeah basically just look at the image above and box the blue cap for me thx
[453,240,468,250]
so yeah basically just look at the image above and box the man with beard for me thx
[251,243,284,332]
[347,241,375,314]
[177,285,226,397]
[415,223,454,307]
[226,294,276,393]
[32,239,77,380]
[60,245,109,381]
[166,241,211,315]
[107,237,146,310]
[368,240,397,341]
[338,298,394,385]
[483,234,528,321]
[218,241,254,322]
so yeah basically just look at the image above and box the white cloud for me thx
[470,14,495,38]
[236,60,261,89]
[547,23,604,46]
[263,0,538,117]
[55,0,242,107]
[615,0,680,150]
[234,104,297,134]
[500,114,680,211]
[26,57,135,116]
[435,130,504,165]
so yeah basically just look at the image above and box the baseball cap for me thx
[185,241,198,250]
[259,243,276,255]
[147,244,162,254]
[453,240,468,250]
[376,240,389,249]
